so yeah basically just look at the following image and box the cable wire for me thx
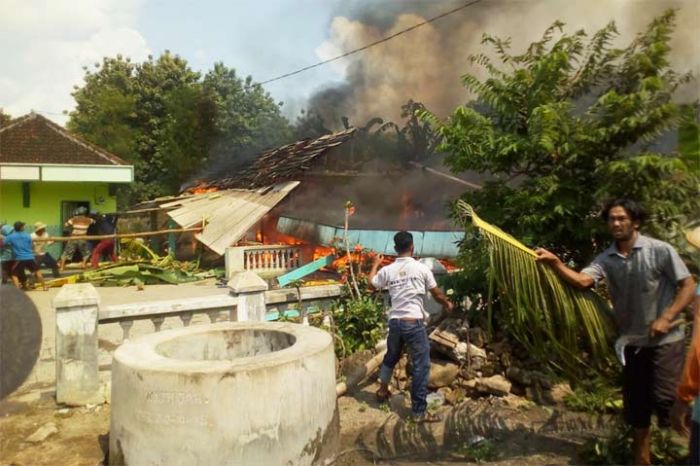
[260,0,484,85]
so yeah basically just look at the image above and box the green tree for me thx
[69,53,206,203]
[423,10,699,265]
[293,109,331,140]
[69,54,293,205]
[202,63,292,164]
[392,100,442,163]
[0,109,12,127]
[68,56,140,164]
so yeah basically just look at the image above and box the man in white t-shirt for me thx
[369,231,453,423]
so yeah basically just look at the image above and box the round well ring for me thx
[109,322,338,466]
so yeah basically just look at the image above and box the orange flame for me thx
[189,182,219,195]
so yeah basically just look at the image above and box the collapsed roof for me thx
[166,129,357,254]
[183,127,356,192]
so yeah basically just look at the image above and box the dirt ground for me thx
[1,282,592,465]
[0,378,590,466]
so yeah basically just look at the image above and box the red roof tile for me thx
[0,113,128,166]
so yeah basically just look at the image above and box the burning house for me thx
[138,127,478,286]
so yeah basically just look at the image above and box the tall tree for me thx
[68,56,141,164]
[423,10,699,265]
[202,63,291,164]
[69,55,293,204]
[69,53,206,201]
[0,109,12,127]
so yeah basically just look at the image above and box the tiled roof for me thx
[186,128,356,192]
[0,113,128,166]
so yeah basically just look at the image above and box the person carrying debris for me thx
[90,213,117,268]
[535,199,696,466]
[1,221,46,290]
[59,207,95,271]
[368,230,453,423]
[31,221,59,278]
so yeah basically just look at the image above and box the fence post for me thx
[224,246,247,279]
[228,271,268,321]
[53,283,104,406]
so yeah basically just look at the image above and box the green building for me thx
[0,113,133,256]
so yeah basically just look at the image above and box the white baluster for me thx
[180,313,193,327]
[119,320,134,340]
[152,316,165,332]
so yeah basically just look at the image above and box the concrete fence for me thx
[53,270,342,406]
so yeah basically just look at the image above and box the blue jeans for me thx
[379,318,431,415]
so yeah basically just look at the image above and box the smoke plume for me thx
[309,0,699,127]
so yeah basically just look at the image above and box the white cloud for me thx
[0,0,151,125]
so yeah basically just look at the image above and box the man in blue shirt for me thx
[2,222,45,290]
[0,224,14,284]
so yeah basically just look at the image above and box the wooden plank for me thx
[276,255,334,287]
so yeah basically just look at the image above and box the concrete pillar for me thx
[54,283,104,405]
[228,271,268,321]
[224,246,246,279]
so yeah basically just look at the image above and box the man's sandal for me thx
[412,412,442,423]
[375,387,391,403]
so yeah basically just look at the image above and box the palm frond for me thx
[456,201,615,379]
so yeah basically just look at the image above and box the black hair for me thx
[601,198,646,224]
[394,231,413,254]
[13,221,25,232]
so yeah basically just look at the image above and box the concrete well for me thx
[109,322,338,465]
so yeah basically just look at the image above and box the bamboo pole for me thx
[32,227,203,242]
[336,350,386,397]
[408,161,483,189]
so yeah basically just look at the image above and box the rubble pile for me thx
[386,317,572,406]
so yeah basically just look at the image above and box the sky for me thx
[1,0,698,127]
[0,0,348,125]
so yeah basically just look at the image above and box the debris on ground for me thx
[25,422,58,443]
[39,239,223,288]
[361,315,569,409]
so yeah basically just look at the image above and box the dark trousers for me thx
[35,253,59,278]
[379,318,431,415]
[623,340,686,428]
[1,260,14,283]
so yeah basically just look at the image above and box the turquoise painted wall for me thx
[0,181,117,257]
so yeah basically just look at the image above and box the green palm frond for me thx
[456,201,615,378]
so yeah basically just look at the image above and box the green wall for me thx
[0,181,117,257]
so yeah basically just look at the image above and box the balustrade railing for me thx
[243,245,300,273]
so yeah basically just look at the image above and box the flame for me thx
[398,191,425,230]
[189,182,219,195]
[251,214,458,278]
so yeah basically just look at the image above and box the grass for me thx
[455,438,497,463]
[564,379,623,414]
[578,422,688,465]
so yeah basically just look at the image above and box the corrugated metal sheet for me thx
[164,181,300,255]
[276,216,464,258]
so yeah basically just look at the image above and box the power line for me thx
[33,109,66,117]
[0,107,66,117]
[260,0,484,85]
